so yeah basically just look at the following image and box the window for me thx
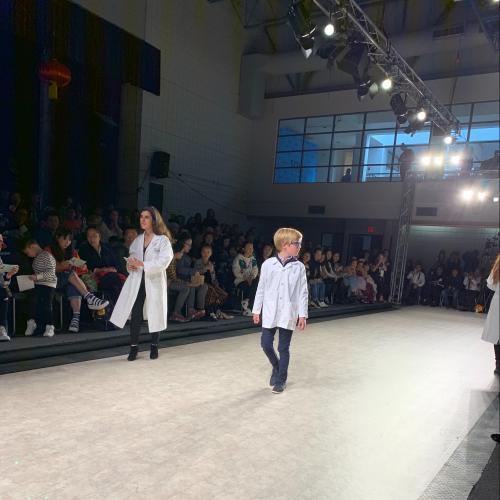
[274,100,499,184]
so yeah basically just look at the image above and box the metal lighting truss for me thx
[468,0,499,52]
[389,175,416,305]
[312,0,461,135]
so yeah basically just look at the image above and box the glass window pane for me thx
[302,150,331,166]
[365,111,396,130]
[469,123,500,142]
[306,116,334,133]
[278,118,305,135]
[329,166,358,183]
[303,133,332,150]
[362,165,392,182]
[330,149,362,166]
[462,142,500,161]
[362,147,394,166]
[275,152,302,168]
[277,135,303,152]
[334,113,364,131]
[450,103,472,124]
[301,167,329,183]
[364,129,395,147]
[395,128,431,145]
[332,131,363,148]
[472,101,500,122]
[274,168,300,183]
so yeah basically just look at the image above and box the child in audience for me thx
[441,268,462,309]
[22,239,58,337]
[233,242,259,316]
[405,262,426,305]
[194,245,232,320]
[308,248,327,308]
[252,228,308,394]
[0,233,19,341]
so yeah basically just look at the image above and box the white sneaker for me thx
[25,319,37,336]
[0,326,10,342]
[242,309,253,317]
[319,301,328,308]
[43,325,55,338]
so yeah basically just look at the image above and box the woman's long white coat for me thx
[481,273,499,344]
[110,234,173,332]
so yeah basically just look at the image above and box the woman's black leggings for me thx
[130,277,160,346]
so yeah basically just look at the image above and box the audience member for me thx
[233,241,259,316]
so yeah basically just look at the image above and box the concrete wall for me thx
[249,73,500,224]
[71,0,253,223]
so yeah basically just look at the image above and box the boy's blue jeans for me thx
[310,281,325,302]
[261,327,293,384]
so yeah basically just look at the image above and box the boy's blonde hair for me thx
[273,227,303,251]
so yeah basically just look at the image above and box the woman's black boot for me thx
[150,344,159,360]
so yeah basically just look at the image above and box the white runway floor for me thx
[1,307,499,500]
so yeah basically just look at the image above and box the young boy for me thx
[252,228,308,394]
[22,239,57,337]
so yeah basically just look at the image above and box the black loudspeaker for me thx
[150,151,170,178]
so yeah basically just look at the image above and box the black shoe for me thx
[272,382,287,394]
[150,344,159,360]
[491,434,500,443]
[270,368,279,387]
[127,345,139,361]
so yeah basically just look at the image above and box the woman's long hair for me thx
[491,254,500,284]
[141,207,172,241]
[49,227,72,263]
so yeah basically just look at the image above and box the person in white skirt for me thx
[480,254,499,443]
[110,207,173,361]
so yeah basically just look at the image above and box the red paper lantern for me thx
[39,59,71,100]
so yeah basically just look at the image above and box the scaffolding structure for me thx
[312,0,460,135]
[389,174,416,305]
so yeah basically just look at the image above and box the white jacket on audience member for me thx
[481,272,499,345]
[252,257,309,331]
[110,233,173,333]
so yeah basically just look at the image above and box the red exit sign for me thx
[367,226,376,233]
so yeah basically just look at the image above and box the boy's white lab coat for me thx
[481,272,499,344]
[110,234,173,333]
[252,257,309,331]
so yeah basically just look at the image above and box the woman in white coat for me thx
[110,207,173,361]
[481,254,499,375]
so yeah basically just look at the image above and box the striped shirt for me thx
[33,251,57,288]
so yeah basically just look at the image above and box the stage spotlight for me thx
[433,156,444,166]
[416,109,427,121]
[477,191,488,202]
[390,94,408,124]
[381,78,392,91]
[323,22,335,36]
[337,42,369,81]
[461,189,474,202]
[444,135,453,145]
[356,76,378,101]
[420,156,431,167]
[287,3,317,58]
[493,196,499,203]
[450,155,462,166]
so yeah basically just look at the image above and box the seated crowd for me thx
[403,249,493,311]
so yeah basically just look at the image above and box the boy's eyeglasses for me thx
[291,241,302,247]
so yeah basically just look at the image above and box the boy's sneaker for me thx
[25,319,37,336]
[319,301,328,308]
[272,382,287,394]
[208,312,218,321]
[68,317,80,333]
[270,368,279,387]
[43,325,55,338]
[85,294,109,311]
[0,326,11,342]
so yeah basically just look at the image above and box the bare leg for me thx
[68,273,88,296]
